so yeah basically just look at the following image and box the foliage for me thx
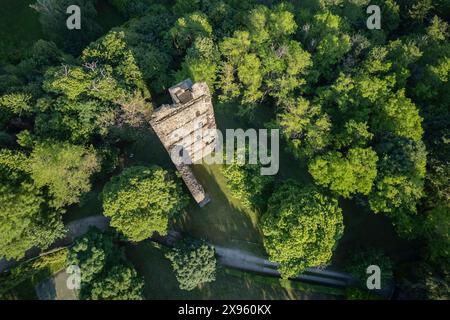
[0,40,64,99]
[81,31,150,99]
[67,228,120,283]
[0,248,68,295]
[369,137,427,236]
[221,149,274,211]
[309,147,378,198]
[165,239,217,291]
[35,31,153,143]
[67,228,144,300]
[30,141,100,209]
[277,97,331,158]
[261,182,344,279]
[345,287,382,300]
[217,4,311,110]
[398,262,450,300]
[102,166,189,241]
[121,8,175,94]
[344,248,394,290]
[0,149,65,260]
[31,0,102,54]
[108,0,153,18]
[302,11,352,78]
[176,36,219,90]
[0,93,32,115]
[170,12,213,51]
[85,264,144,300]
[421,205,450,266]
[371,89,423,142]
[1,0,449,300]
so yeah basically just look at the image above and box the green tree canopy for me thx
[68,228,144,300]
[30,141,100,209]
[170,12,213,51]
[344,247,394,292]
[165,239,217,291]
[277,97,331,158]
[261,182,344,278]
[102,166,189,241]
[176,36,219,90]
[0,149,65,260]
[87,264,144,300]
[217,4,311,110]
[67,228,120,283]
[221,148,274,211]
[369,137,427,236]
[31,0,102,54]
[309,147,378,198]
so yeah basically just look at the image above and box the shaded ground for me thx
[332,199,420,268]
[214,246,355,287]
[64,184,104,223]
[177,164,264,252]
[125,241,340,300]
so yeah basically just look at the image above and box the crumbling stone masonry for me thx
[149,79,217,207]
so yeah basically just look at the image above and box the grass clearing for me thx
[177,163,263,249]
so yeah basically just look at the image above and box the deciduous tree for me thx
[165,239,216,291]
[309,147,378,198]
[102,166,188,241]
[261,182,344,278]
[30,141,100,208]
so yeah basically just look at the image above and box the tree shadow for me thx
[34,268,56,300]
[331,198,421,268]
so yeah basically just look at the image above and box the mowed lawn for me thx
[177,163,263,250]
[125,241,340,300]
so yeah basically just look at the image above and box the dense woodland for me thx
[0,0,449,299]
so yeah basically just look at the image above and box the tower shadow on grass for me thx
[175,163,264,253]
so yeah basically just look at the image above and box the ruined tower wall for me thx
[149,80,216,206]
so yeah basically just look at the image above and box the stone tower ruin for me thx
[149,79,217,207]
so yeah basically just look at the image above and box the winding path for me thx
[214,245,357,287]
[1,216,357,291]
[152,231,357,288]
